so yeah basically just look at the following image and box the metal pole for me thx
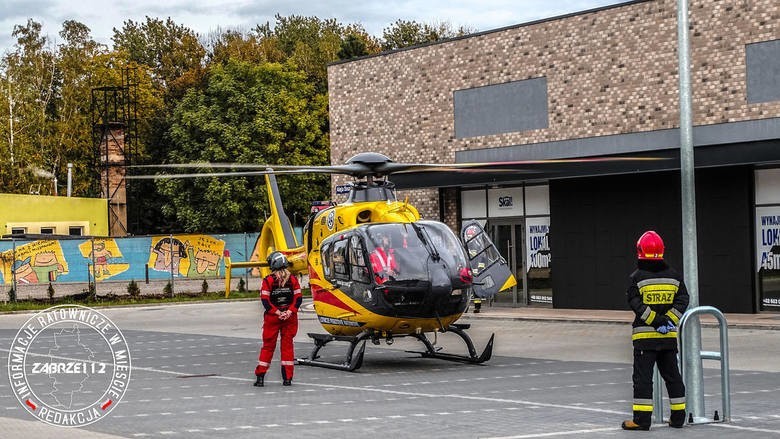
[67,163,73,197]
[677,0,705,422]
[11,238,17,300]
[169,234,175,297]
[90,238,98,298]
[244,232,249,290]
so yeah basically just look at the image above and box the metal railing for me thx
[678,305,731,423]
[652,306,731,424]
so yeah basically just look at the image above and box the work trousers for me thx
[255,312,298,380]
[632,348,686,427]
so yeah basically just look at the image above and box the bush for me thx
[163,282,173,296]
[47,283,55,301]
[127,280,141,298]
[8,287,16,302]
[237,278,246,293]
[201,279,209,294]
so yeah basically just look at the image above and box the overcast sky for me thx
[1,0,632,54]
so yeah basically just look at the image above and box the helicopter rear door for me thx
[461,220,517,298]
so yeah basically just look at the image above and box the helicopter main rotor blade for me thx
[129,162,358,173]
[125,169,323,180]
[380,156,665,174]
[127,153,666,180]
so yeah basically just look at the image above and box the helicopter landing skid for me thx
[407,323,494,364]
[296,332,369,372]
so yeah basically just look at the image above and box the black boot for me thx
[282,379,292,386]
[253,374,264,387]
[669,410,686,428]
[621,420,650,431]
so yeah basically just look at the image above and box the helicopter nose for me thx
[428,265,457,302]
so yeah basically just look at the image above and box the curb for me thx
[459,313,780,331]
[0,297,259,315]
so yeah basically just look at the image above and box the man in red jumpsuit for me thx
[254,252,302,387]
[370,232,398,283]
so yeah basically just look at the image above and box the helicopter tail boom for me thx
[254,173,306,275]
[265,172,299,250]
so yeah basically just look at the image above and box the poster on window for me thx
[526,217,552,305]
[755,206,780,308]
[526,217,550,269]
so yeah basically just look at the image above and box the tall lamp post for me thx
[677,0,706,423]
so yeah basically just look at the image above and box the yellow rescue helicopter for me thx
[132,152,653,371]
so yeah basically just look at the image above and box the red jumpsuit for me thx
[370,247,397,283]
[255,273,302,381]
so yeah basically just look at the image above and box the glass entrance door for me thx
[488,221,525,305]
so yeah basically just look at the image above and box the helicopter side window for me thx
[349,235,371,284]
[321,242,333,278]
[465,232,501,270]
[332,238,350,281]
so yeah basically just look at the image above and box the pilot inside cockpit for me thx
[370,230,398,283]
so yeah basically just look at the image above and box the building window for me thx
[69,226,83,236]
[746,39,780,104]
[40,227,55,235]
[11,227,26,235]
[454,77,549,139]
[755,168,780,310]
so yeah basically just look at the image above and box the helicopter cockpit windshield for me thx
[365,222,469,285]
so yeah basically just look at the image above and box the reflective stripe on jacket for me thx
[627,260,689,350]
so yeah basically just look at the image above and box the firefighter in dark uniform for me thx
[254,252,302,387]
[622,230,689,430]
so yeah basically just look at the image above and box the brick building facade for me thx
[327,0,780,312]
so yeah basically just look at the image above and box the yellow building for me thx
[0,193,109,237]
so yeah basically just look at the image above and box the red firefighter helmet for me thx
[636,230,664,260]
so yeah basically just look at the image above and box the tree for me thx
[0,19,57,193]
[51,20,104,196]
[112,17,205,93]
[381,20,474,51]
[158,60,329,232]
[0,19,165,198]
[206,28,276,65]
[112,17,205,231]
[255,15,340,89]
[338,26,382,60]
[253,16,378,92]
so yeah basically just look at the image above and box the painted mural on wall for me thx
[148,235,225,278]
[0,233,259,285]
[0,240,68,284]
[78,239,130,280]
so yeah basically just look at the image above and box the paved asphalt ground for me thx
[1,301,779,438]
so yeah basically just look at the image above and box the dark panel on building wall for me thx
[454,78,548,139]
[695,168,754,313]
[746,39,780,104]
[550,167,753,313]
